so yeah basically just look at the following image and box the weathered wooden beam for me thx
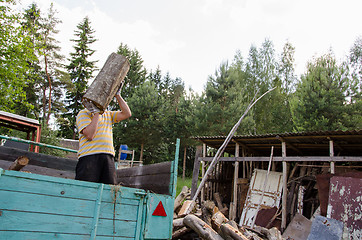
[116,161,172,195]
[277,135,303,155]
[281,141,288,231]
[0,146,77,171]
[191,146,202,198]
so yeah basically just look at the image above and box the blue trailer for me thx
[0,139,180,239]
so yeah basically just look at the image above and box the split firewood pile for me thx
[172,186,283,240]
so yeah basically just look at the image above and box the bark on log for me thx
[8,155,29,171]
[183,214,224,240]
[174,186,190,211]
[220,223,249,240]
[173,218,185,228]
[82,52,130,113]
[211,210,229,233]
[178,200,196,217]
[172,226,191,239]
[214,192,223,210]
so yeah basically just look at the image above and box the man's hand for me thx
[116,80,125,96]
[88,104,101,113]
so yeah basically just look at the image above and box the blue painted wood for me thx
[91,184,104,239]
[170,138,180,198]
[0,139,180,239]
[0,170,177,238]
[307,215,344,240]
[143,193,175,239]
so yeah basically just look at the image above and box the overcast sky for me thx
[20,0,362,93]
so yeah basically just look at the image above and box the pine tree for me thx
[116,43,147,98]
[290,52,351,131]
[59,16,97,139]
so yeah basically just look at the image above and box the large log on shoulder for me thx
[82,52,130,113]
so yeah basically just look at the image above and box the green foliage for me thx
[116,43,147,99]
[0,0,35,113]
[290,52,353,131]
[176,176,192,196]
[38,124,66,157]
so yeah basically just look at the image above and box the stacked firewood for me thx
[172,186,284,240]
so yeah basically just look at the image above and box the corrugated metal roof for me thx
[192,130,362,157]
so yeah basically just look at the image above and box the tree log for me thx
[173,218,185,228]
[174,186,190,211]
[211,210,229,233]
[220,223,249,240]
[82,52,129,113]
[183,214,224,240]
[177,200,195,217]
[8,155,29,171]
[172,226,191,239]
[214,192,223,210]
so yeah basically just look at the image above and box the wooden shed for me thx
[190,130,362,231]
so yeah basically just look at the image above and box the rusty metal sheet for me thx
[239,169,283,227]
[307,215,343,240]
[282,213,312,240]
[328,176,362,240]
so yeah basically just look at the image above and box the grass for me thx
[176,176,192,196]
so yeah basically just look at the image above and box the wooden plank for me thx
[198,156,362,162]
[0,190,140,221]
[0,145,77,171]
[0,210,137,238]
[0,159,75,178]
[117,161,171,177]
[0,170,142,203]
[117,161,171,195]
[191,145,202,198]
[0,232,135,240]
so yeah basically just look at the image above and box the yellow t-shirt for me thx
[76,109,119,158]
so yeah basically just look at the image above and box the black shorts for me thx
[75,153,117,185]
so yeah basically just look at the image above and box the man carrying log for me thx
[75,90,131,184]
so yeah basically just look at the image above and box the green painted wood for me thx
[0,190,140,221]
[0,141,178,240]
[91,184,104,239]
[0,169,143,203]
[143,193,174,239]
[0,232,135,240]
[170,138,180,198]
[0,210,137,237]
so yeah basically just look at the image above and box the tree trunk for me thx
[183,214,224,240]
[44,54,52,125]
[139,142,144,163]
[174,186,190,211]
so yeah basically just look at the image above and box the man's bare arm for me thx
[81,113,100,140]
[115,95,132,121]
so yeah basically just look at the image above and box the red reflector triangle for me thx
[152,201,167,216]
